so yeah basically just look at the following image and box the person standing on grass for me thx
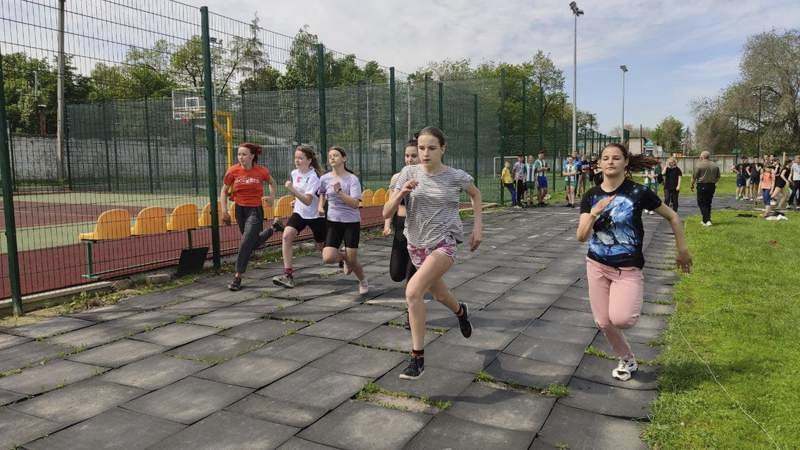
[513,155,526,208]
[577,143,692,382]
[662,157,682,212]
[788,155,800,210]
[272,145,326,289]
[733,156,749,200]
[500,161,516,207]
[760,164,775,218]
[748,158,761,202]
[773,160,791,211]
[383,139,420,283]
[690,151,721,226]
[383,126,481,380]
[318,146,369,295]
[221,143,278,291]
[563,155,578,207]
[533,151,549,206]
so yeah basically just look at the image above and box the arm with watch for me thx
[332,181,361,209]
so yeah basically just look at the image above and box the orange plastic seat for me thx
[273,195,293,218]
[167,203,199,232]
[262,197,274,220]
[198,203,212,227]
[130,207,167,236]
[372,188,387,205]
[79,209,131,241]
[360,189,374,207]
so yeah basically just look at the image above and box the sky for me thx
[196,0,800,134]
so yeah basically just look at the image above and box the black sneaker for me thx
[272,221,285,233]
[228,276,242,291]
[398,357,424,380]
[457,302,472,338]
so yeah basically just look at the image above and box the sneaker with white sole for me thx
[358,279,369,295]
[612,358,638,381]
[272,274,295,288]
[399,356,424,380]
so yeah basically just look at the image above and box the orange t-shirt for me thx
[223,164,271,207]
[760,171,774,190]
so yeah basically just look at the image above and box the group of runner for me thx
[733,154,800,217]
[220,135,692,383]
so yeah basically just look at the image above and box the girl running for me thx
[220,143,278,291]
[577,143,692,381]
[383,126,482,380]
[383,139,420,282]
[272,145,326,289]
[318,146,369,295]
[563,155,578,207]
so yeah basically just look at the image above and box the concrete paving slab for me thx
[559,378,657,419]
[405,413,533,450]
[485,354,573,389]
[166,335,262,362]
[195,354,303,388]
[354,325,439,352]
[522,319,598,346]
[0,359,107,395]
[46,324,130,351]
[24,407,185,450]
[151,410,297,450]
[0,408,61,449]
[0,340,72,373]
[0,333,30,351]
[226,394,327,428]
[100,354,210,390]
[131,323,219,347]
[438,327,515,351]
[0,389,25,406]
[310,344,405,378]
[10,379,146,425]
[251,334,344,363]
[423,341,499,374]
[532,403,646,450]
[123,376,252,424]
[574,355,659,390]
[188,308,264,329]
[299,401,430,450]
[277,437,338,450]
[540,307,597,328]
[297,316,379,341]
[504,335,587,366]
[446,382,555,432]
[4,317,94,339]
[220,318,306,342]
[257,366,368,410]
[377,364,474,402]
[336,305,405,324]
[66,339,166,368]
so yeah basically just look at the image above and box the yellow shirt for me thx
[501,167,513,184]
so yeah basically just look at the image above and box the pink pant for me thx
[585,258,643,359]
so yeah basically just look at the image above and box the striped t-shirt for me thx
[392,165,474,248]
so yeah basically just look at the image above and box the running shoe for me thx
[272,274,295,288]
[228,276,242,291]
[612,358,638,381]
[358,279,369,295]
[272,221,285,233]
[399,357,424,380]
[457,302,472,338]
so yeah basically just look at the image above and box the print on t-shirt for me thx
[580,179,661,268]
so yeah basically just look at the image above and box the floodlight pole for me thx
[569,2,583,155]
[620,65,628,142]
[57,0,66,181]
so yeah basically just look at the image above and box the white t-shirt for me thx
[290,168,321,219]
[792,162,800,181]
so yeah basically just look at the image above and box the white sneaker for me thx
[612,358,638,381]
[648,210,655,215]
[358,279,369,295]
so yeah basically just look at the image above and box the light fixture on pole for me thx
[569,1,583,155]
[620,64,628,142]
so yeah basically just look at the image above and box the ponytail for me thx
[297,145,323,176]
[601,143,658,175]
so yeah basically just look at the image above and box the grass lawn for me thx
[645,209,800,448]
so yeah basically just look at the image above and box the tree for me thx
[652,116,684,152]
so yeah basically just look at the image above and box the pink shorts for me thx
[407,235,457,268]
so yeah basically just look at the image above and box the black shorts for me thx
[325,220,360,249]
[286,213,326,243]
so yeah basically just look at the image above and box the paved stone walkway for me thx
[0,197,737,449]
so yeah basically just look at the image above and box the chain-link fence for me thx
[0,0,617,310]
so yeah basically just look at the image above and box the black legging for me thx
[234,204,269,274]
[664,189,680,212]
[390,214,416,282]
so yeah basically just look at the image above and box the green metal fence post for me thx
[424,75,430,125]
[538,76,544,151]
[499,69,506,206]
[294,87,302,144]
[144,96,154,193]
[473,94,479,188]
[8,125,15,191]
[201,6,221,270]
[316,44,328,166]
[112,106,119,190]
[0,52,23,316]
[102,103,112,190]
[241,88,248,142]
[191,119,199,195]
[437,81,444,130]
[389,67,397,175]
[522,78,527,154]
